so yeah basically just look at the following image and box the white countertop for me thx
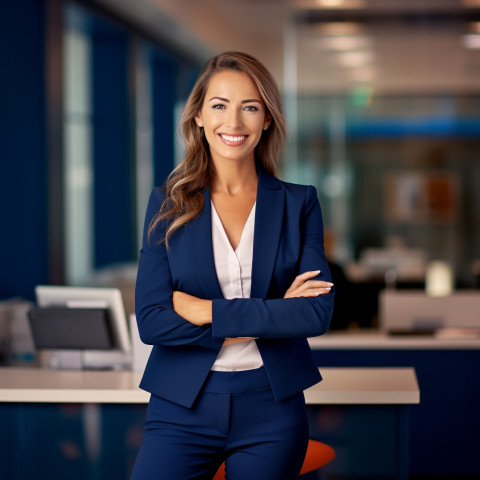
[308,330,480,350]
[0,368,146,404]
[305,368,419,405]
[0,367,419,405]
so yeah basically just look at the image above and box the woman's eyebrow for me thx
[208,96,262,104]
[241,99,262,104]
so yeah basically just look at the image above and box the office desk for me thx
[0,367,419,480]
[309,330,480,350]
[0,367,419,404]
[309,331,480,478]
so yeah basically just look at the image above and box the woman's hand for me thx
[223,337,256,346]
[173,291,253,345]
[172,291,212,326]
[284,270,333,299]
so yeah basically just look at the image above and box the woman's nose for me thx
[225,109,242,129]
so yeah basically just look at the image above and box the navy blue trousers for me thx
[130,367,309,480]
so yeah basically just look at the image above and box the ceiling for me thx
[93,0,480,94]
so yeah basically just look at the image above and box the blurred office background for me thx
[1,0,480,310]
[2,0,480,318]
[1,1,480,479]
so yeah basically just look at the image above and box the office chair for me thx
[213,439,335,479]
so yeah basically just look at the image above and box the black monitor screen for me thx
[28,307,114,350]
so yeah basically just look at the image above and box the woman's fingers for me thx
[284,271,334,299]
[301,280,332,288]
[285,270,321,293]
[289,286,332,298]
[289,270,320,290]
[285,286,332,298]
[297,270,321,280]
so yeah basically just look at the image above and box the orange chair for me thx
[299,439,335,476]
[213,439,335,479]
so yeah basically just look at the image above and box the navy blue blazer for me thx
[135,169,334,408]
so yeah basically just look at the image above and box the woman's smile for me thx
[219,133,248,146]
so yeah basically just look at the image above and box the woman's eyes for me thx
[211,104,259,112]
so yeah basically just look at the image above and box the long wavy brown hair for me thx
[148,51,287,248]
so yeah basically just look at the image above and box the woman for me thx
[131,51,334,480]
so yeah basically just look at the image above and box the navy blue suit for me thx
[135,169,334,407]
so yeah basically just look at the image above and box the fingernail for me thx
[328,282,334,286]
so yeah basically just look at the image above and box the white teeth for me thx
[221,134,246,142]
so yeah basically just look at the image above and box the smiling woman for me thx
[131,51,334,480]
[147,52,287,250]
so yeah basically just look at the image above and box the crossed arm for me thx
[136,185,334,347]
[173,270,333,345]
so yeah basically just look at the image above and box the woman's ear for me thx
[194,113,203,127]
[263,113,272,130]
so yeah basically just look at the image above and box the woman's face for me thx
[195,70,270,168]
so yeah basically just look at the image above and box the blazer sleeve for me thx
[135,188,223,351]
[211,185,334,339]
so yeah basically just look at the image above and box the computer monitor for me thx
[379,289,480,334]
[34,286,132,370]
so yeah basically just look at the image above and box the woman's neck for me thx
[211,158,258,196]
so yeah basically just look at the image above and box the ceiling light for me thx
[316,0,365,8]
[294,0,366,10]
[317,0,344,6]
[314,35,372,51]
[337,50,374,67]
[311,22,365,36]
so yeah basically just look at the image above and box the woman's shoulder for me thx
[278,178,311,193]
[271,176,319,203]
[260,173,320,217]
[260,169,315,196]
[145,186,168,212]
[149,185,167,203]
[143,186,167,226]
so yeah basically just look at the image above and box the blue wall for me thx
[92,26,135,268]
[152,54,177,187]
[0,0,48,300]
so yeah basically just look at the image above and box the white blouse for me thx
[210,201,264,371]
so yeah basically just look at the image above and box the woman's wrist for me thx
[172,291,212,326]
[197,299,212,325]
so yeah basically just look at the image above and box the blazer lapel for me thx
[186,171,285,300]
[251,169,285,299]
[186,189,224,299]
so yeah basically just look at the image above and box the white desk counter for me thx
[309,330,480,350]
[0,368,146,404]
[305,368,419,404]
[0,367,419,480]
[0,367,419,405]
